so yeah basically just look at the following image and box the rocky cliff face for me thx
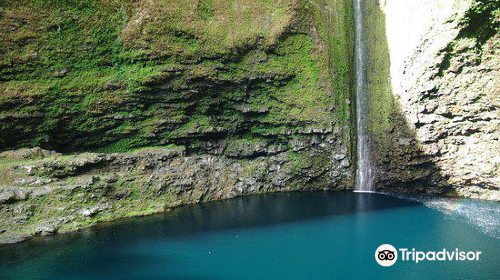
[0,0,352,154]
[0,0,354,243]
[0,0,498,244]
[363,0,499,200]
[0,145,350,243]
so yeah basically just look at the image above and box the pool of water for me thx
[1,192,499,280]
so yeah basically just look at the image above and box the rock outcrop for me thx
[0,0,354,244]
[0,143,350,244]
[363,0,499,200]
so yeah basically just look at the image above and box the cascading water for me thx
[353,0,375,192]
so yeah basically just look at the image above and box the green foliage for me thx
[437,0,498,76]
[459,0,499,44]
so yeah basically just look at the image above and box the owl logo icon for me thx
[378,250,395,261]
[375,244,398,266]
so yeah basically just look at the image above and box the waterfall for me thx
[353,0,375,192]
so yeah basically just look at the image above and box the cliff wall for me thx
[364,0,499,200]
[0,0,355,244]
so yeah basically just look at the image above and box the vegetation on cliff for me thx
[0,0,355,243]
[0,0,352,155]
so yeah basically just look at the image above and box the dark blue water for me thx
[1,192,499,280]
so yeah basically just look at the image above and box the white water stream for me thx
[353,0,375,192]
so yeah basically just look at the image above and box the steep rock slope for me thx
[0,0,354,243]
[0,0,352,154]
[364,0,499,200]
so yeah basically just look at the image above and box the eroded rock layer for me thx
[0,0,355,243]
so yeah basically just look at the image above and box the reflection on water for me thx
[0,192,418,266]
[0,191,499,280]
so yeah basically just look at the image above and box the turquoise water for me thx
[1,192,499,280]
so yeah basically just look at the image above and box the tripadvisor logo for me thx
[375,244,398,266]
[375,244,482,267]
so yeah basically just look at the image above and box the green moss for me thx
[0,0,129,81]
[0,171,182,237]
[286,151,308,173]
[196,0,214,20]
[309,0,354,123]
[94,138,148,153]
[361,0,403,158]
[0,0,350,158]
[308,0,355,164]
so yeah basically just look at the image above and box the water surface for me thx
[0,192,499,280]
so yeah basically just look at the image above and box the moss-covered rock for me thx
[0,0,352,155]
[0,143,350,244]
[0,0,356,243]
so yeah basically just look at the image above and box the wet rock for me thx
[0,232,27,244]
[36,222,59,235]
[225,141,268,158]
[340,159,350,168]
[333,147,348,161]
